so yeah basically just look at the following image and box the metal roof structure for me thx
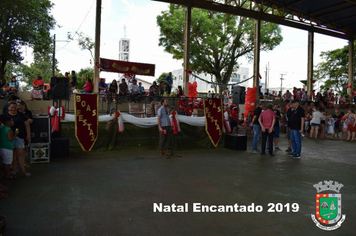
[154,0,356,40]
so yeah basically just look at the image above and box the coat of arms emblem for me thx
[311,180,346,230]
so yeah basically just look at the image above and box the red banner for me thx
[99,58,155,76]
[75,94,98,151]
[203,98,223,147]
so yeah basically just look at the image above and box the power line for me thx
[57,0,96,52]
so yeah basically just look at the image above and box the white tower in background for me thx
[119,26,130,62]
[119,38,130,61]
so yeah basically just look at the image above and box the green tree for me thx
[156,4,283,93]
[157,72,168,84]
[0,0,56,82]
[314,42,356,95]
[5,49,61,91]
[77,67,94,90]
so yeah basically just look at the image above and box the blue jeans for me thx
[290,129,302,155]
[130,92,142,102]
[252,124,261,151]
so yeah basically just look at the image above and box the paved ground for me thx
[0,135,355,236]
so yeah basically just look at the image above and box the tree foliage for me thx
[314,42,356,95]
[156,4,283,92]
[68,32,95,61]
[77,67,94,90]
[5,50,61,91]
[0,0,56,82]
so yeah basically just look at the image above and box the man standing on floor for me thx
[288,100,305,159]
[250,102,265,153]
[258,103,276,156]
[157,99,171,156]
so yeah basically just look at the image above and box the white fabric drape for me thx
[63,113,206,128]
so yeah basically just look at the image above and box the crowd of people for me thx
[86,72,182,104]
[0,95,33,199]
[240,92,356,160]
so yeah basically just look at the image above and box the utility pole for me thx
[280,73,286,94]
[52,34,56,77]
[264,64,267,90]
[93,0,102,93]
[52,35,70,77]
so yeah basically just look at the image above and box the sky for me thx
[22,0,349,90]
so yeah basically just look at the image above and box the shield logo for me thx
[316,193,342,225]
[311,181,346,231]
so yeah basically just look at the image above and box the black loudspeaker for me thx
[51,137,69,158]
[224,134,247,151]
[30,116,51,143]
[50,77,69,100]
[232,86,246,104]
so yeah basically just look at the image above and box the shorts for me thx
[13,137,25,148]
[347,124,356,132]
[311,123,320,127]
[0,148,13,165]
[230,119,237,129]
[321,120,325,125]
[274,125,280,138]
[165,86,172,94]
[334,123,340,129]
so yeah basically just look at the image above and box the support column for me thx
[347,39,354,97]
[183,5,191,96]
[253,19,261,99]
[307,31,314,100]
[93,0,102,93]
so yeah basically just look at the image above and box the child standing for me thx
[0,116,19,179]
[327,117,335,139]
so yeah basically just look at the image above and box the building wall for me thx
[171,67,250,93]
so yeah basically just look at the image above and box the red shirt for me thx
[177,100,186,111]
[259,110,276,129]
[33,79,44,87]
[231,109,238,121]
[83,82,93,91]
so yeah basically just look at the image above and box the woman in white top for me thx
[310,108,324,139]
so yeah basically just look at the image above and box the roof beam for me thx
[316,5,356,18]
[309,2,348,16]
[153,0,353,39]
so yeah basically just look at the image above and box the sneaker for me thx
[159,150,164,156]
[252,150,259,154]
[288,152,295,157]
[269,153,275,156]
[285,147,292,152]
[292,154,301,159]
[260,153,265,156]
[275,147,281,151]
[22,173,31,178]
[256,148,261,152]
[165,151,172,156]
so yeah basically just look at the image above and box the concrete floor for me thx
[0,136,355,236]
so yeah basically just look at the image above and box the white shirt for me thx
[311,111,323,124]
[129,83,139,93]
